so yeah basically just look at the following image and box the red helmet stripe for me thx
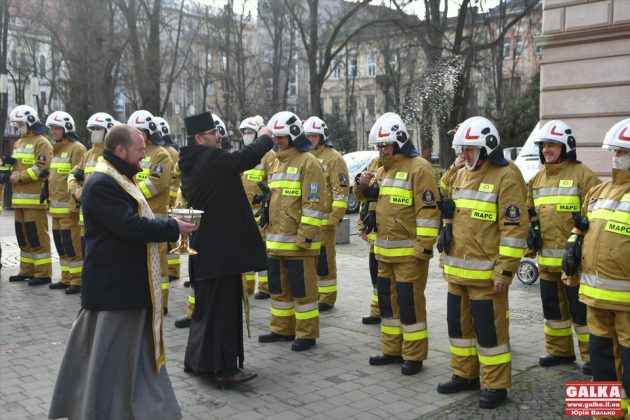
[465,127,479,140]
[53,115,63,122]
[619,127,630,141]
[273,120,284,130]
[15,112,23,118]
[95,116,104,122]
[135,116,143,125]
[312,121,321,129]
[550,125,563,136]
[377,127,388,138]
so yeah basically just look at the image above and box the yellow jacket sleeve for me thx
[328,153,349,226]
[138,150,173,199]
[413,162,441,260]
[297,158,326,247]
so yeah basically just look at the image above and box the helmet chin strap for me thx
[465,148,481,170]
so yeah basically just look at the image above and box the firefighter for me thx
[154,116,181,282]
[526,120,600,375]
[355,112,440,376]
[303,116,349,312]
[257,111,326,352]
[0,153,12,275]
[240,115,276,299]
[45,111,86,294]
[7,105,53,286]
[68,112,116,256]
[128,110,173,314]
[562,118,630,418]
[436,116,527,409]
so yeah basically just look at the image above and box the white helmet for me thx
[303,116,329,139]
[46,111,76,133]
[87,112,116,131]
[268,111,312,151]
[10,105,39,127]
[368,112,418,156]
[367,113,399,146]
[128,110,164,144]
[212,113,227,138]
[536,120,576,155]
[153,116,170,135]
[239,115,264,135]
[602,118,630,152]
[452,116,501,155]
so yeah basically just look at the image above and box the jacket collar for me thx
[102,149,140,180]
[381,153,406,170]
[276,147,300,162]
[543,160,570,175]
[612,168,630,185]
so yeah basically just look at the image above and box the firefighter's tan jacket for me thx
[242,149,276,212]
[11,133,53,209]
[575,169,630,312]
[164,145,180,209]
[49,138,86,217]
[265,147,326,257]
[439,163,460,196]
[134,143,173,216]
[68,143,105,204]
[312,145,349,229]
[527,160,600,272]
[356,153,440,264]
[445,160,528,286]
[356,156,382,247]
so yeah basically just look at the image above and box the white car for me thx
[342,150,379,213]
[514,122,542,184]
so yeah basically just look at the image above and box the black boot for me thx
[479,389,507,409]
[539,354,576,367]
[174,317,191,328]
[362,316,381,325]
[291,338,316,352]
[28,277,51,286]
[49,281,69,289]
[437,375,480,394]
[401,360,423,375]
[254,291,270,300]
[369,354,403,365]
[65,285,81,295]
[318,302,333,312]
[258,332,295,343]
[582,361,592,376]
[9,275,29,282]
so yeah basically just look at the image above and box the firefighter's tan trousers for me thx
[51,214,82,286]
[317,228,338,306]
[14,208,52,278]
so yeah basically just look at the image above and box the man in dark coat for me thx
[49,124,196,420]
[179,111,273,386]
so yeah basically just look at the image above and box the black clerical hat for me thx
[184,111,216,136]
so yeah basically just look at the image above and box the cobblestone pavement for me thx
[0,211,588,419]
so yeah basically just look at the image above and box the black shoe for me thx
[401,360,423,375]
[49,281,69,290]
[258,332,295,343]
[9,275,29,282]
[174,317,191,328]
[362,316,381,325]
[168,276,179,282]
[369,354,403,366]
[254,291,270,300]
[215,370,257,388]
[582,361,592,376]
[539,354,576,367]
[437,375,481,394]
[318,302,333,312]
[479,389,507,409]
[183,280,191,287]
[28,277,51,286]
[65,285,81,295]
[291,338,316,352]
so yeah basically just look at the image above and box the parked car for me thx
[503,147,522,161]
[514,122,542,184]
[342,150,379,213]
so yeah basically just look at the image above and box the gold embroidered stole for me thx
[94,160,166,372]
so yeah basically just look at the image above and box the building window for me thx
[388,53,397,70]
[514,37,522,57]
[503,40,511,59]
[332,97,340,114]
[221,55,227,71]
[331,60,340,80]
[348,56,357,78]
[39,55,46,77]
[207,52,213,68]
[535,45,543,56]
[366,55,376,77]
[366,95,375,116]
[206,82,214,95]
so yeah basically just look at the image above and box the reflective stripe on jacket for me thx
[11,133,52,209]
[242,149,276,211]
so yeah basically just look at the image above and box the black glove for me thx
[437,198,456,219]
[363,184,380,200]
[437,223,453,254]
[40,179,49,204]
[0,169,11,184]
[527,220,542,252]
[255,201,269,228]
[2,155,16,165]
[362,210,377,234]
[572,212,589,232]
[73,168,85,183]
[252,181,271,205]
[562,234,583,276]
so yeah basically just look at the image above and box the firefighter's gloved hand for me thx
[362,210,377,234]
[40,179,49,204]
[2,155,16,165]
[527,220,542,252]
[73,168,85,183]
[572,212,589,232]
[363,184,380,200]
[437,198,456,219]
[437,223,452,254]
[252,181,271,205]
[0,168,11,184]
[562,234,583,276]
[255,202,269,228]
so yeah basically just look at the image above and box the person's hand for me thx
[453,154,465,169]
[359,171,375,185]
[259,127,272,137]
[359,230,369,243]
[493,280,509,294]
[563,276,579,287]
[175,217,197,234]
[9,172,18,184]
